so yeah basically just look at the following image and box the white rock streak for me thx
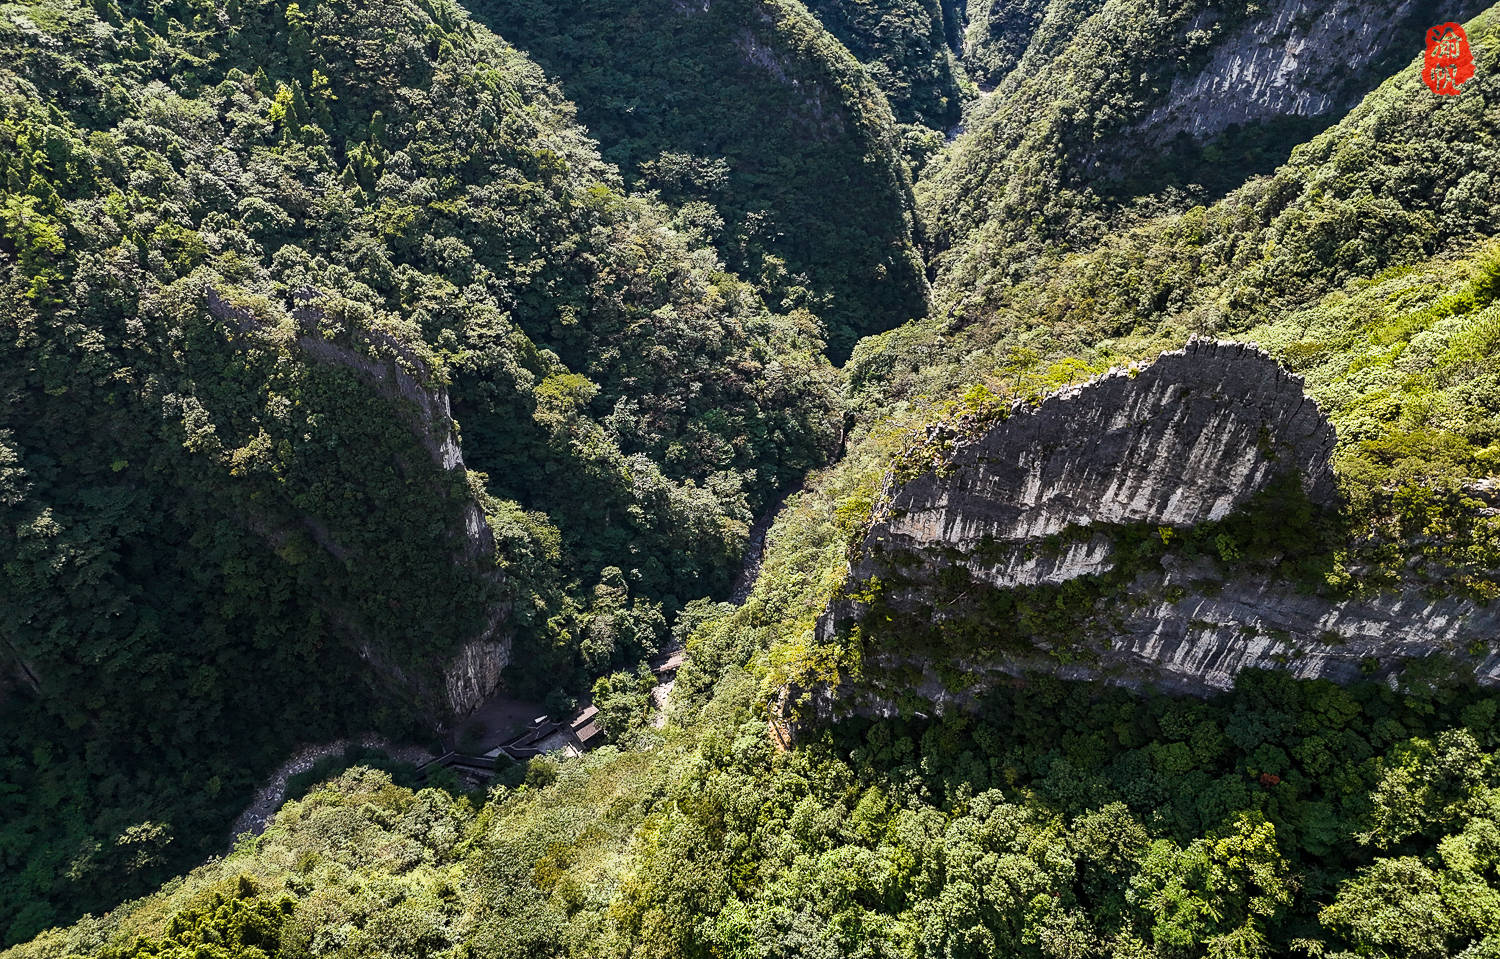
[825,339,1498,705]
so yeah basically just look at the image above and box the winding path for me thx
[230,736,434,842]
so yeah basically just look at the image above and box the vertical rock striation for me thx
[1134,0,1492,147]
[820,340,1498,713]
[855,340,1336,594]
[206,287,510,716]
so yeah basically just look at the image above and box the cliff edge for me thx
[820,340,1500,713]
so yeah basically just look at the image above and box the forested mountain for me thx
[801,0,964,131]
[476,0,931,360]
[0,0,840,937]
[920,0,1493,288]
[4,0,1500,956]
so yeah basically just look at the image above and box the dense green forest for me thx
[0,0,844,937]
[919,0,1493,291]
[21,671,1500,958]
[801,0,964,131]
[4,0,1500,955]
[473,0,931,359]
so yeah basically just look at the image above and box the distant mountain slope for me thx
[921,0,1492,283]
[477,0,931,359]
[801,0,965,130]
[833,5,1500,694]
[0,0,837,940]
[908,4,1500,342]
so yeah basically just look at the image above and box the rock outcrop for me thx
[206,287,510,716]
[1133,0,1491,147]
[854,340,1336,596]
[834,573,1500,720]
[819,340,1498,713]
[443,635,513,718]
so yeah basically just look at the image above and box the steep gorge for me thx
[4,0,1500,952]
[475,0,930,359]
[0,0,841,936]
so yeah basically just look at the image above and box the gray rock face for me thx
[1131,0,1490,147]
[821,340,1496,711]
[1101,573,1500,693]
[858,340,1336,593]
[443,634,513,717]
[835,573,1500,718]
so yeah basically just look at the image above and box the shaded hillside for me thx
[959,0,1072,86]
[802,0,965,130]
[0,0,838,940]
[476,0,930,360]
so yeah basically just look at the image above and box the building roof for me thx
[573,722,603,745]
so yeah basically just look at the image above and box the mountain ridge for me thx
[4,0,1500,954]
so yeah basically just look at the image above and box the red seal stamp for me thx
[1423,22,1475,96]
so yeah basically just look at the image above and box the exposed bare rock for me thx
[1102,575,1500,692]
[1132,0,1491,147]
[206,286,509,715]
[827,573,1500,720]
[855,340,1335,595]
[444,633,513,717]
[819,340,1497,713]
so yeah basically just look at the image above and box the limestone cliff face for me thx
[955,0,1490,188]
[442,633,512,717]
[1132,0,1491,147]
[206,287,509,716]
[839,572,1500,719]
[820,340,1497,713]
[855,340,1336,596]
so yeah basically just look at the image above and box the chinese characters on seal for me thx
[1424,22,1475,96]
